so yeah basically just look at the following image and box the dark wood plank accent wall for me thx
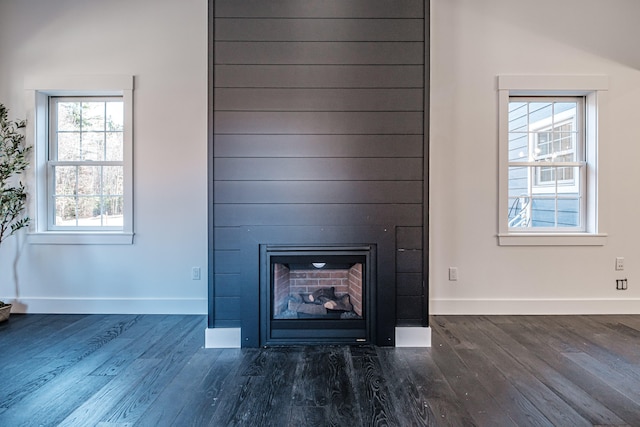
[211,0,427,330]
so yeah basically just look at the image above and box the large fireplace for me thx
[261,245,375,346]
[207,0,430,348]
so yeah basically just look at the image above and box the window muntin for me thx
[507,97,585,231]
[49,97,124,230]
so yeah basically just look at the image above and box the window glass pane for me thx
[103,196,124,226]
[557,197,581,227]
[508,196,530,228]
[106,132,123,161]
[82,102,105,131]
[77,166,101,196]
[106,102,124,131]
[556,131,574,155]
[508,133,528,160]
[80,132,105,161]
[535,132,551,158]
[57,102,81,132]
[536,164,579,185]
[103,166,123,195]
[56,132,81,161]
[528,102,552,123]
[534,165,552,187]
[508,166,529,198]
[508,102,528,132]
[554,102,577,115]
[54,196,77,226]
[529,196,556,227]
[77,196,102,225]
[539,167,554,183]
[54,166,76,196]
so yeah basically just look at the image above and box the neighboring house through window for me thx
[25,75,134,244]
[498,75,608,246]
[507,97,583,230]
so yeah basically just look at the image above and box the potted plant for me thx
[0,300,11,322]
[0,103,31,322]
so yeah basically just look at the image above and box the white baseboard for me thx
[395,327,432,347]
[205,327,242,348]
[430,298,640,315]
[0,297,207,314]
[204,327,432,348]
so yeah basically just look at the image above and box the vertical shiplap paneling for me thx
[213,0,425,327]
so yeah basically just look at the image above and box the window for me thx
[498,75,608,246]
[25,75,133,244]
[50,97,124,229]
[507,97,584,230]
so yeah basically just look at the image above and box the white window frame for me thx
[24,75,134,245]
[497,75,608,246]
[508,97,585,232]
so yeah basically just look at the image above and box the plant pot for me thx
[0,304,11,322]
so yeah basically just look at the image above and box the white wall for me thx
[3,0,639,316]
[0,0,208,313]
[430,0,640,314]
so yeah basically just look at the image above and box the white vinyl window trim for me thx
[497,75,608,246]
[24,75,134,245]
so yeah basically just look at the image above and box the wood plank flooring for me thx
[1,314,640,426]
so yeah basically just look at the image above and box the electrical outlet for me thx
[616,257,624,271]
[191,267,201,280]
[616,278,628,290]
[448,267,458,281]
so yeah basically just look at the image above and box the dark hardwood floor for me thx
[1,314,639,426]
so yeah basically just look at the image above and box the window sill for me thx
[498,233,607,246]
[27,232,134,245]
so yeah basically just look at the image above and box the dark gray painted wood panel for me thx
[214,111,422,134]
[214,226,242,249]
[396,226,422,249]
[396,249,422,273]
[212,319,241,328]
[396,295,423,320]
[211,0,427,335]
[215,0,423,18]
[397,273,422,295]
[215,42,423,65]
[215,19,423,42]
[215,250,241,274]
[214,204,423,227]
[213,227,424,254]
[215,65,423,88]
[215,134,423,158]
[214,181,422,204]
[214,274,242,297]
[215,88,423,111]
[215,297,241,320]
[214,158,422,181]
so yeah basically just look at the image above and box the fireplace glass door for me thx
[262,246,374,345]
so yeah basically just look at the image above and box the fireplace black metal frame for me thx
[261,245,375,346]
[239,225,396,347]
